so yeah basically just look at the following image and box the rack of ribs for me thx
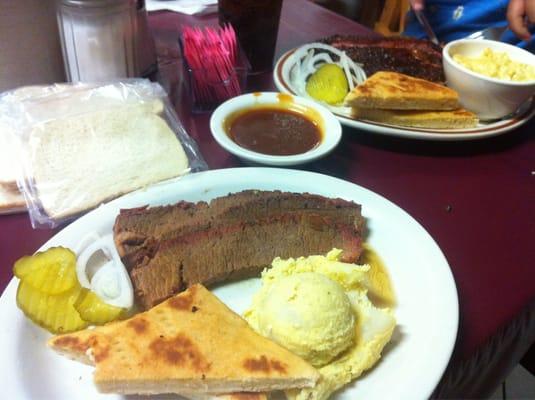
[322,35,445,83]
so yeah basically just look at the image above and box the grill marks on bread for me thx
[243,356,287,374]
[168,288,196,310]
[345,71,459,111]
[360,74,443,95]
[127,317,149,334]
[114,191,365,310]
[149,333,211,372]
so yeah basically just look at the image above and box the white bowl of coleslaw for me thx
[443,39,535,119]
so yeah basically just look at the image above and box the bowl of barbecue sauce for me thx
[210,92,342,166]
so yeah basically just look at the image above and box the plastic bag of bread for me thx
[0,79,207,228]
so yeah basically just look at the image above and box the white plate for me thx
[0,168,458,400]
[273,48,535,141]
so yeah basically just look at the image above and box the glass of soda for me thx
[218,0,283,74]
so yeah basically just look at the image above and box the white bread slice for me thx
[345,71,459,110]
[49,284,319,396]
[31,100,188,219]
[352,107,479,129]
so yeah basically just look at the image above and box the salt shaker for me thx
[56,0,157,82]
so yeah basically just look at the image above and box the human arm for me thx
[507,0,535,40]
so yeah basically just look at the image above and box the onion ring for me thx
[286,43,366,113]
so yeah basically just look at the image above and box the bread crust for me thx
[0,184,25,214]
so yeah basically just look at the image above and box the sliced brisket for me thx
[114,190,365,310]
[130,213,362,309]
[114,190,364,264]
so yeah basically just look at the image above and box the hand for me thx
[507,0,535,40]
[409,0,425,11]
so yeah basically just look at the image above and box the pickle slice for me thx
[16,280,87,333]
[14,247,78,295]
[12,256,35,280]
[306,63,349,105]
[74,289,124,325]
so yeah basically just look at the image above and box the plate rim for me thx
[273,48,535,141]
[0,167,459,399]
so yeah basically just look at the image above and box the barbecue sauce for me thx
[224,99,323,156]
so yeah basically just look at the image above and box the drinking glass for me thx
[218,0,283,74]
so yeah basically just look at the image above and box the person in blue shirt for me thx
[404,0,535,50]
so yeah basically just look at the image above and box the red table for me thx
[1,0,534,397]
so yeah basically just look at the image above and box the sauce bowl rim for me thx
[209,91,342,166]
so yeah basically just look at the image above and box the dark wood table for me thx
[1,0,534,397]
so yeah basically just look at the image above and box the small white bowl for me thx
[443,39,535,120]
[210,92,342,166]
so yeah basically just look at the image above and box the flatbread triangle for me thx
[48,284,319,396]
[344,71,460,110]
[351,107,478,129]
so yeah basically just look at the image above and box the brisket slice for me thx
[130,212,362,310]
[322,35,445,83]
[114,190,365,270]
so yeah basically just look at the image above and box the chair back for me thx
[374,0,410,36]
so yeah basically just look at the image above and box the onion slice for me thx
[75,233,133,309]
[286,42,367,112]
